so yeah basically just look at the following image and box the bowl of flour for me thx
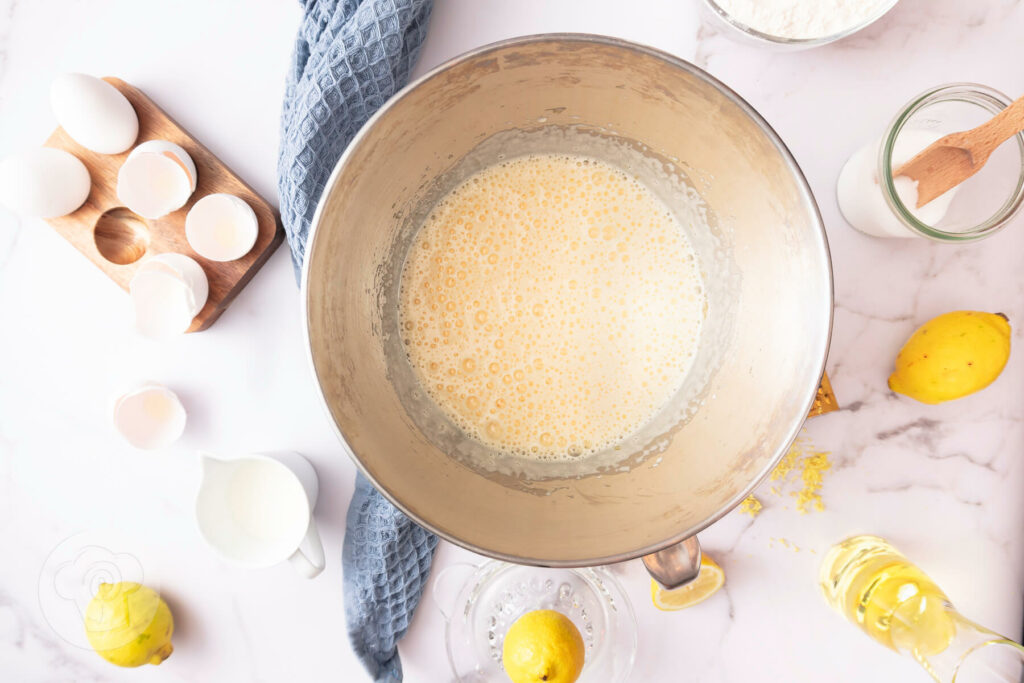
[703,0,901,48]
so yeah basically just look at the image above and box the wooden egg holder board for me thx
[41,77,283,332]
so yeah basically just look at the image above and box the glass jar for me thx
[821,535,1024,683]
[837,83,1024,241]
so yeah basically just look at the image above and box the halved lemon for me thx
[650,553,724,611]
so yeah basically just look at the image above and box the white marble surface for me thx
[1,0,1022,681]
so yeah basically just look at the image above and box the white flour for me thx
[715,0,893,39]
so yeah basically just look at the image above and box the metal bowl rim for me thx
[299,32,835,567]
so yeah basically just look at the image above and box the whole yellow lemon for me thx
[85,582,174,667]
[502,609,585,683]
[889,311,1010,404]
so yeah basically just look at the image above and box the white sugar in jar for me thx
[837,84,1024,242]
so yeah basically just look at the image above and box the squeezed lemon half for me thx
[650,553,725,611]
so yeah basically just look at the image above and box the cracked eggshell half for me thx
[50,73,139,154]
[130,253,209,338]
[141,252,210,310]
[185,193,259,261]
[113,382,186,449]
[117,140,197,218]
[0,148,91,218]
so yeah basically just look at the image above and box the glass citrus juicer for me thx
[822,535,1024,682]
[433,561,637,682]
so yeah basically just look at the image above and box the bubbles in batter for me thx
[398,154,705,461]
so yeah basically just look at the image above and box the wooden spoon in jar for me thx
[895,93,1024,208]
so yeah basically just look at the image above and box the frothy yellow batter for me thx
[398,154,704,460]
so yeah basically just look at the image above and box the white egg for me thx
[113,382,187,449]
[51,73,139,154]
[117,140,197,218]
[185,193,259,261]
[0,148,91,218]
[129,253,209,338]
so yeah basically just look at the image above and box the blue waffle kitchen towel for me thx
[277,1,437,681]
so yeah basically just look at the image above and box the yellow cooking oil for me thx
[820,535,956,657]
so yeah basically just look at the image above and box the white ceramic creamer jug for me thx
[196,451,325,578]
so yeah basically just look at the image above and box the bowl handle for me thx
[643,536,702,589]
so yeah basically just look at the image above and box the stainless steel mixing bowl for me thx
[302,34,832,569]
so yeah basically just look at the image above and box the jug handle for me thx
[289,519,326,579]
[643,535,702,589]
